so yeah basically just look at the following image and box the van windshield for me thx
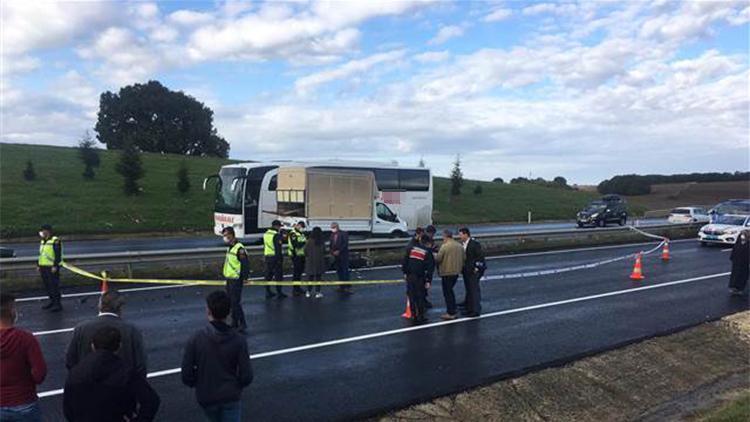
[215,167,246,213]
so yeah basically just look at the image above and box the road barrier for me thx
[0,223,697,286]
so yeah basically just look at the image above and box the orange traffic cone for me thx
[100,271,109,293]
[661,241,670,261]
[401,297,412,319]
[630,253,645,280]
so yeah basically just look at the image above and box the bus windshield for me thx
[215,167,246,213]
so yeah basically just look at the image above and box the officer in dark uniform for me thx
[38,224,63,312]
[263,220,287,299]
[222,226,250,333]
[402,234,435,324]
[287,222,307,296]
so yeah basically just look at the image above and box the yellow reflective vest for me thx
[263,229,279,256]
[38,236,61,267]
[223,242,245,279]
[287,229,306,257]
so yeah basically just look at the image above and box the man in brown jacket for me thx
[435,229,465,320]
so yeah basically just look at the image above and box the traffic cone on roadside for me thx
[401,297,412,319]
[100,271,109,293]
[629,253,645,280]
[661,241,670,262]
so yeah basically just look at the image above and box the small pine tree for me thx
[418,156,425,168]
[23,160,36,181]
[450,155,463,196]
[116,142,144,195]
[176,162,190,194]
[473,183,483,195]
[78,130,101,180]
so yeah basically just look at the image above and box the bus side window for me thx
[269,175,277,191]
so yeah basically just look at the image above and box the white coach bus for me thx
[204,161,432,237]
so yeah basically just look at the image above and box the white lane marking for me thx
[33,328,74,336]
[36,271,730,398]
[722,249,732,252]
[19,239,698,303]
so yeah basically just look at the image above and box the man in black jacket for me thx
[182,290,253,421]
[458,227,485,317]
[66,290,147,378]
[402,234,435,324]
[63,326,160,422]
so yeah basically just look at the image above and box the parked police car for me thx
[698,214,750,246]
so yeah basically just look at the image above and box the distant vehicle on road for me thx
[204,161,431,237]
[0,247,15,258]
[576,195,628,227]
[668,207,710,224]
[708,199,750,222]
[698,214,750,246]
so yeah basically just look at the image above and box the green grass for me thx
[0,143,233,238]
[433,178,596,224]
[699,391,750,422]
[1,143,598,238]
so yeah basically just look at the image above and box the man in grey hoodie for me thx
[181,291,253,422]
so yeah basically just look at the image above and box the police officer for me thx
[402,234,435,324]
[288,222,307,297]
[222,226,249,333]
[38,224,63,312]
[263,220,286,299]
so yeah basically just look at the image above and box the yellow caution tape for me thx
[63,263,403,287]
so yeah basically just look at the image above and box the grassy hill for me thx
[0,143,597,238]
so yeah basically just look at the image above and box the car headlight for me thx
[591,213,599,218]
[726,228,740,234]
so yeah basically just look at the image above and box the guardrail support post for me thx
[126,263,133,279]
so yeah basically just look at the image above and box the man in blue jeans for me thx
[181,291,253,421]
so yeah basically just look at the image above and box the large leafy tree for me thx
[95,80,229,157]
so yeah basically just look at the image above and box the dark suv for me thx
[577,195,628,227]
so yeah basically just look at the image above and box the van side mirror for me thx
[203,174,219,191]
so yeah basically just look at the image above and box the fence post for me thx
[527,211,532,224]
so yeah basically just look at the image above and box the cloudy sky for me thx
[1,0,748,183]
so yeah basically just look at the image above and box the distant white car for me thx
[668,207,710,224]
[698,214,750,245]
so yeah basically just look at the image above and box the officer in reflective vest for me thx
[222,226,249,333]
[288,222,307,296]
[38,224,63,312]
[263,220,286,299]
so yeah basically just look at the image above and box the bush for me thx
[116,142,144,195]
[78,131,101,180]
[22,160,36,181]
[493,177,504,183]
[177,162,190,194]
[473,183,483,195]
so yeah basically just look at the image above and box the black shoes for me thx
[41,302,54,310]
[276,291,288,299]
[48,304,63,313]
[425,300,433,309]
[265,290,276,299]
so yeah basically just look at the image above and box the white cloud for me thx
[484,8,512,22]
[295,49,406,95]
[428,25,464,45]
[167,10,213,27]
[414,50,451,63]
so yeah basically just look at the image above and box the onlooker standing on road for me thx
[263,220,286,299]
[65,290,147,378]
[329,222,352,294]
[304,227,326,298]
[435,230,465,320]
[424,225,438,308]
[729,230,749,295]
[37,224,63,312]
[221,227,249,333]
[182,291,253,422]
[458,228,485,318]
[405,227,424,251]
[64,326,160,422]
[0,293,47,422]
[288,222,307,297]
[402,235,435,324]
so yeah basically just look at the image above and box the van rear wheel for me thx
[619,216,627,226]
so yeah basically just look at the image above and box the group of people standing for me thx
[220,220,352,334]
[402,225,486,324]
[0,288,253,421]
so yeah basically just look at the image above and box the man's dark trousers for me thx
[265,256,284,294]
[291,256,305,295]
[40,267,61,306]
[441,275,459,315]
[406,275,427,320]
[462,270,481,316]
[225,279,246,329]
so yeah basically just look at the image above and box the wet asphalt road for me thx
[18,239,747,421]
[4,218,668,257]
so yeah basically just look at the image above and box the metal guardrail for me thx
[0,223,698,273]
